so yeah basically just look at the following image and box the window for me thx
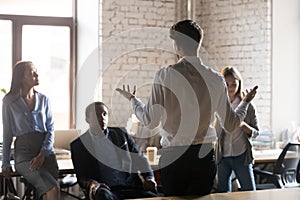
[0,0,73,17]
[22,25,72,129]
[0,0,76,133]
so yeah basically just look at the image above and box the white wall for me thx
[76,0,100,131]
[272,0,300,135]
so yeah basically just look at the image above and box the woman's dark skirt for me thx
[14,132,59,198]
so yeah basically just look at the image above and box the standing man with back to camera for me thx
[116,19,258,196]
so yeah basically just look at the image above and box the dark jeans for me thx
[159,144,216,196]
[217,152,256,192]
[94,186,157,200]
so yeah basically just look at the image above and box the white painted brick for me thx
[100,0,272,128]
[127,57,137,64]
[138,57,147,64]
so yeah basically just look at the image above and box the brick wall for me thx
[100,0,272,131]
[100,0,177,126]
[195,0,272,131]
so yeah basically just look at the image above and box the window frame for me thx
[0,14,77,128]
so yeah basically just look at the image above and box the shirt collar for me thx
[180,56,202,65]
[88,128,110,139]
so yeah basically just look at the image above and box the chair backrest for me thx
[273,142,300,186]
[54,129,81,150]
[297,159,300,183]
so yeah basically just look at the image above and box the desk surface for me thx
[0,159,74,176]
[0,148,74,176]
[58,149,285,173]
[253,148,300,164]
[253,149,282,164]
[57,159,74,174]
[0,148,286,174]
[132,188,300,200]
[149,149,283,167]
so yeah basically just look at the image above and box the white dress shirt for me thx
[131,56,249,147]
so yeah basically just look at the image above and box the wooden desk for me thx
[198,188,300,200]
[0,149,74,175]
[132,188,300,200]
[57,159,74,174]
[149,150,282,166]
[253,148,300,164]
[253,149,282,164]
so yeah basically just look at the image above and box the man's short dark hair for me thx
[85,101,107,118]
[169,19,203,51]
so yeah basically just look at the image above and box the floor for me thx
[60,185,86,200]
[61,192,85,200]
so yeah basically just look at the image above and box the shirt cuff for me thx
[240,100,249,108]
[146,176,155,181]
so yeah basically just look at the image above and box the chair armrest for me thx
[254,169,283,188]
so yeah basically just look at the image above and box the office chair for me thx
[0,177,20,200]
[20,177,38,200]
[21,175,84,200]
[254,142,300,189]
[297,159,300,183]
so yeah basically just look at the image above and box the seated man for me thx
[70,102,157,200]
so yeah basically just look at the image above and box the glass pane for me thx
[0,20,12,142]
[22,25,70,129]
[0,0,73,17]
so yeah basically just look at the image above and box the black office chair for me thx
[254,142,300,189]
[0,177,20,200]
[21,175,83,200]
[297,159,300,183]
[20,177,38,200]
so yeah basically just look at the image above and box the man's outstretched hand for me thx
[116,85,136,101]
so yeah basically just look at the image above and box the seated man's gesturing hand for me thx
[143,177,157,192]
[116,85,136,101]
[89,182,111,200]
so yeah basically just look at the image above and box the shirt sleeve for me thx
[245,103,260,138]
[2,98,13,168]
[41,96,55,156]
[130,70,166,130]
[70,138,99,190]
[216,79,249,133]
